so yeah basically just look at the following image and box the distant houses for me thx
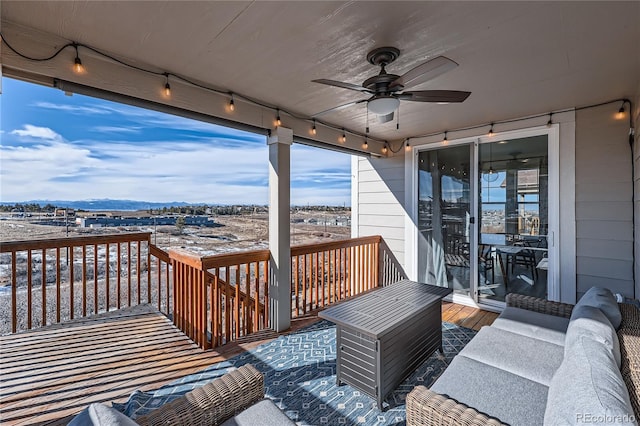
[76,215,214,228]
[298,216,350,227]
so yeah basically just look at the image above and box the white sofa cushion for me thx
[220,399,296,426]
[492,306,569,346]
[545,309,635,425]
[568,304,621,368]
[430,355,549,426]
[458,325,564,386]
[575,286,622,329]
[68,403,138,426]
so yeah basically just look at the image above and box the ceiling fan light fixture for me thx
[368,96,400,115]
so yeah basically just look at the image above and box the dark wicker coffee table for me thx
[318,279,452,409]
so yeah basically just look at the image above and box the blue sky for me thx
[0,78,351,205]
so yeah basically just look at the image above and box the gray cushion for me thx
[68,403,138,426]
[430,355,549,426]
[493,306,569,346]
[568,304,621,368]
[220,399,296,426]
[545,317,635,425]
[459,326,563,385]
[575,286,622,329]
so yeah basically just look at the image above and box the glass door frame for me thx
[410,125,560,309]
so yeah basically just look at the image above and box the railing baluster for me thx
[244,263,250,334]
[82,245,87,317]
[263,260,269,328]
[127,241,132,307]
[302,254,307,314]
[234,266,240,338]
[137,240,141,304]
[27,250,32,329]
[117,243,121,310]
[253,262,259,333]
[147,240,152,304]
[94,244,98,314]
[69,246,74,320]
[157,250,162,312]
[105,243,110,312]
[294,256,299,317]
[56,247,61,323]
[42,248,47,326]
[11,251,17,333]
[225,266,231,344]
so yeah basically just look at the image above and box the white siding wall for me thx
[353,154,406,268]
[575,105,634,298]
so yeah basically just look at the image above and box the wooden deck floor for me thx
[0,302,496,425]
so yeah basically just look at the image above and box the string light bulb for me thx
[382,144,388,155]
[617,104,626,120]
[229,94,235,112]
[405,139,411,151]
[311,119,317,135]
[363,138,368,149]
[546,113,553,128]
[488,124,494,137]
[340,130,346,143]
[276,109,281,126]
[443,131,448,143]
[72,44,84,74]
[163,73,171,97]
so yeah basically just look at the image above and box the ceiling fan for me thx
[312,47,471,123]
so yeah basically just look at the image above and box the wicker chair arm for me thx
[135,364,264,426]
[406,386,505,426]
[505,293,574,318]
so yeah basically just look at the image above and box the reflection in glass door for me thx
[478,135,549,303]
[417,145,471,296]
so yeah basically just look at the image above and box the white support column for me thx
[268,127,292,332]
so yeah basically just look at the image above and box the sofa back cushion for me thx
[568,304,621,368]
[575,287,622,329]
[545,307,635,425]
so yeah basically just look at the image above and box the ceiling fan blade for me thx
[378,112,395,123]
[397,90,471,103]
[312,99,367,118]
[312,79,372,93]
[391,56,458,89]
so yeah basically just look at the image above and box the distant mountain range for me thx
[0,199,199,211]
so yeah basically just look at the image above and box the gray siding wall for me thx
[354,155,406,267]
[575,105,634,298]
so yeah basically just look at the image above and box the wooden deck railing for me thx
[0,232,172,334]
[3,233,406,349]
[168,248,270,350]
[290,235,381,317]
[167,235,406,350]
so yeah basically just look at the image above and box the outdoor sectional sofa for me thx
[68,364,295,426]
[407,288,640,425]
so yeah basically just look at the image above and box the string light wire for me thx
[1,32,632,155]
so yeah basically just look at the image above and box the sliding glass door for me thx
[416,132,554,305]
[417,144,472,296]
[478,135,549,303]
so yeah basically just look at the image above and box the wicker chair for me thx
[406,294,640,426]
[135,364,264,426]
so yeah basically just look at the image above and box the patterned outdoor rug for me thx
[115,320,476,425]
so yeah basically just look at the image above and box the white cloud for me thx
[10,125,63,142]
[91,126,142,134]
[1,128,351,206]
[33,101,113,115]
